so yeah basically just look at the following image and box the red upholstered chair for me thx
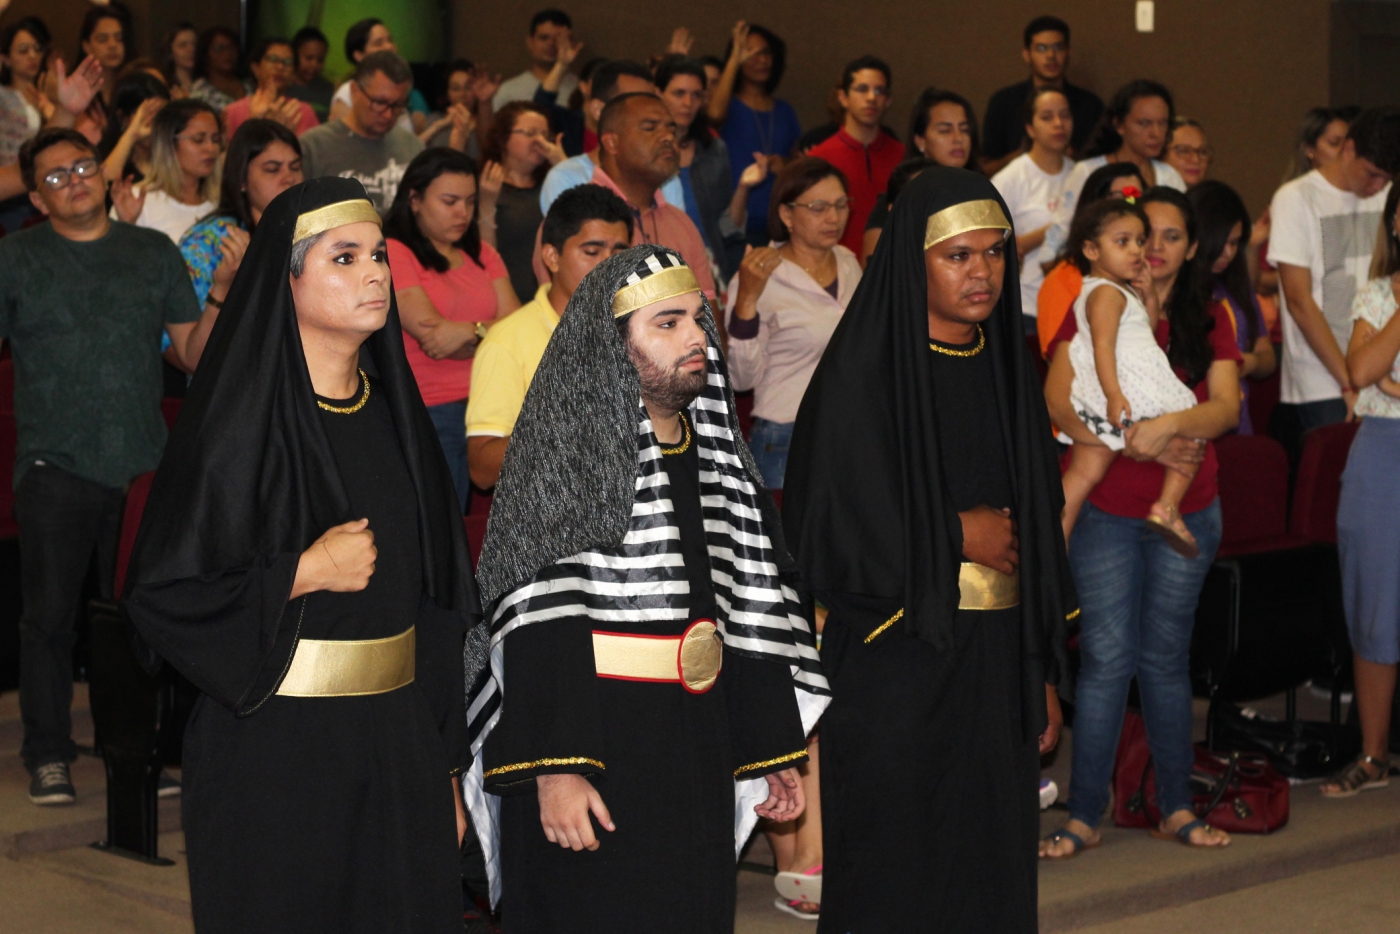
[114,472,157,597]
[464,515,489,566]
[0,358,16,539]
[1025,332,1049,385]
[160,398,183,430]
[1247,367,1280,439]
[1213,434,1307,558]
[1289,421,1359,545]
[734,389,755,441]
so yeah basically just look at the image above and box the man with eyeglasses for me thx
[807,56,903,257]
[1,128,214,806]
[981,16,1104,175]
[299,51,424,215]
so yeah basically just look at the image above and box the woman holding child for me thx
[1041,187,1241,857]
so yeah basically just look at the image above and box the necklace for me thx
[659,411,692,455]
[317,369,371,414]
[783,247,834,284]
[928,325,985,358]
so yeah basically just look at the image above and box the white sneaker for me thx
[1040,778,1059,810]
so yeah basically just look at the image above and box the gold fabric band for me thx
[924,199,1012,249]
[483,756,606,779]
[276,625,415,697]
[864,564,1020,642]
[592,619,723,692]
[293,199,382,244]
[612,266,702,319]
[734,749,807,776]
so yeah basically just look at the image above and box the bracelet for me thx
[205,295,223,309]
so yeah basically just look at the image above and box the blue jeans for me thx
[748,417,794,490]
[427,400,469,515]
[1065,499,1222,827]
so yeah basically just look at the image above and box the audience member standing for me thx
[982,15,1103,174]
[299,52,425,215]
[1164,117,1211,188]
[1189,180,1275,434]
[161,22,198,98]
[478,102,558,304]
[494,9,579,109]
[0,17,52,233]
[190,27,249,113]
[1269,107,1399,454]
[1331,183,1400,799]
[907,88,980,171]
[993,87,1074,333]
[79,6,126,107]
[111,98,221,244]
[861,156,937,263]
[807,57,902,258]
[656,54,765,281]
[223,38,318,138]
[709,22,802,246]
[286,27,333,122]
[726,158,860,490]
[1042,187,1239,858]
[387,148,519,511]
[326,19,427,134]
[466,185,633,488]
[4,129,214,805]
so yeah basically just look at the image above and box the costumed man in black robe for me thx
[461,245,830,932]
[784,167,1079,933]
[123,177,478,934]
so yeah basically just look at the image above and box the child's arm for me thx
[1085,284,1132,428]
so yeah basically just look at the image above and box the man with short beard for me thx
[464,245,828,932]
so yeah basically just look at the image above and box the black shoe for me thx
[157,771,181,798]
[28,761,76,805]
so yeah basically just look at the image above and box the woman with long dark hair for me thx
[0,16,52,232]
[79,5,126,106]
[112,97,223,244]
[385,148,520,511]
[708,21,802,245]
[1189,180,1276,433]
[907,87,981,171]
[161,22,198,97]
[190,26,249,113]
[1042,186,1240,858]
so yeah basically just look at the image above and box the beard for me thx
[628,343,708,413]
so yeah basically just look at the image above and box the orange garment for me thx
[1036,260,1083,358]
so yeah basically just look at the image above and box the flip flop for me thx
[1149,818,1230,848]
[773,897,819,921]
[775,864,822,904]
[1039,827,1100,859]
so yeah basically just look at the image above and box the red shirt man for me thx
[808,56,904,255]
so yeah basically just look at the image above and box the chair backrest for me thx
[1024,332,1049,385]
[1290,420,1360,544]
[1214,434,1290,553]
[160,397,182,430]
[464,514,488,567]
[114,471,157,597]
[734,389,755,442]
[1247,367,1281,438]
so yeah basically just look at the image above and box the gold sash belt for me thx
[592,619,722,693]
[865,564,1020,643]
[276,625,416,697]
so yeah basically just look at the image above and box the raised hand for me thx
[469,67,502,104]
[131,96,163,137]
[730,20,752,62]
[667,27,694,56]
[110,175,146,224]
[54,55,105,118]
[478,160,505,203]
[556,36,584,70]
[738,151,769,189]
[211,227,251,292]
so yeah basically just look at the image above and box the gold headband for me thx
[924,199,1012,249]
[293,199,382,243]
[611,265,702,319]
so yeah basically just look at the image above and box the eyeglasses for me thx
[177,131,224,147]
[1168,144,1213,162]
[510,127,549,140]
[787,197,851,216]
[262,55,294,67]
[1032,42,1068,54]
[357,83,409,113]
[41,158,101,190]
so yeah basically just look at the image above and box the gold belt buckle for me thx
[591,619,723,693]
[958,562,1020,610]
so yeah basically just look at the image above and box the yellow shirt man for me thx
[466,283,558,441]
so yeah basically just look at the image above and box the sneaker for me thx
[29,761,76,805]
[1040,778,1059,810]
[157,771,181,798]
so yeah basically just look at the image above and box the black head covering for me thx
[784,166,1076,720]
[123,177,477,711]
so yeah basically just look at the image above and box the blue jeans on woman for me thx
[1065,499,1222,827]
[427,400,469,515]
[748,417,794,490]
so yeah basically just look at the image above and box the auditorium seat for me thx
[464,514,489,566]
[734,389,754,441]
[1289,421,1359,545]
[0,357,15,539]
[114,471,156,597]
[1213,434,1307,558]
[1247,367,1280,440]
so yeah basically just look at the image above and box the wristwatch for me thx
[475,322,489,343]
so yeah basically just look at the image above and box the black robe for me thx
[485,439,807,933]
[816,336,1040,934]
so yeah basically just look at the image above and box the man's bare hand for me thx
[537,773,614,851]
[959,505,1018,574]
[755,767,805,821]
[291,518,377,598]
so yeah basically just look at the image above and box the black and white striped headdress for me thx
[462,245,830,904]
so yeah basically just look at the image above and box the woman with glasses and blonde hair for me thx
[112,97,222,244]
[476,100,562,306]
[726,156,860,491]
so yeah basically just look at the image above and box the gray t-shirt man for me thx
[299,120,425,215]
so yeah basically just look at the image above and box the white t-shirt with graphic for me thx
[1268,170,1390,403]
[992,152,1074,316]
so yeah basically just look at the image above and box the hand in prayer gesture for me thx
[667,27,694,56]
[447,103,475,151]
[110,175,145,224]
[291,519,377,599]
[210,227,251,294]
[250,89,302,132]
[478,160,505,206]
[537,773,615,851]
[959,506,1019,575]
[754,768,805,821]
[733,245,781,319]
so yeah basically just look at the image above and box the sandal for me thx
[1039,827,1100,859]
[1150,818,1230,848]
[1321,754,1390,798]
[1145,504,1200,559]
[775,864,821,905]
[773,897,820,921]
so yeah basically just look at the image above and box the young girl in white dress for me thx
[1060,198,1202,557]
